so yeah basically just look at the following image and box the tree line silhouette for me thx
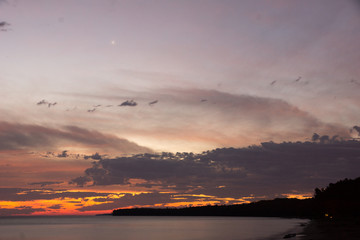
[113,177,360,219]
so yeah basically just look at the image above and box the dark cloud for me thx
[0,188,110,202]
[73,139,360,199]
[0,206,46,216]
[350,79,360,86]
[0,21,10,31]
[352,126,360,136]
[36,99,48,105]
[36,100,57,107]
[48,102,57,108]
[312,133,320,141]
[84,152,103,160]
[0,21,9,27]
[69,176,92,187]
[57,150,69,158]
[319,135,330,144]
[28,181,63,187]
[48,204,63,210]
[0,121,152,154]
[119,100,137,107]
[148,100,158,106]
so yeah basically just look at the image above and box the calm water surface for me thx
[0,216,307,240]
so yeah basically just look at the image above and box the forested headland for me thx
[113,177,360,219]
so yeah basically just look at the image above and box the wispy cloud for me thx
[0,21,9,27]
[148,100,158,106]
[0,206,46,216]
[119,100,137,107]
[0,122,152,154]
[113,88,351,151]
[36,100,57,108]
[0,188,110,202]
[28,181,63,187]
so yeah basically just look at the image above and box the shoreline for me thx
[299,218,360,240]
[265,220,308,240]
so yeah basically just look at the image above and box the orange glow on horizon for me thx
[283,193,312,199]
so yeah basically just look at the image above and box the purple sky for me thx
[1,0,360,215]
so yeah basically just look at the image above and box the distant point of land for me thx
[113,177,360,219]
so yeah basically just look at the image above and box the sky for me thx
[1,0,360,216]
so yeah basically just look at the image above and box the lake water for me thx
[0,216,307,240]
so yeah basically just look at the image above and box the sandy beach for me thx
[299,219,360,240]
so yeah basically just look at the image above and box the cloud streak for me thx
[109,88,351,152]
[119,100,137,107]
[0,21,10,31]
[0,122,152,154]
[0,188,110,202]
[28,181,63,187]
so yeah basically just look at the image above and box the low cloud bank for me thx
[72,137,360,200]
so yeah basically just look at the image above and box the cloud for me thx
[77,192,173,211]
[311,133,320,141]
[352,126,360,136]
[112,88,351,151]
[0,206,46,216]
[0,21,9,27]
[69,176,92,187]
[73,139,360,200]
[36,99,48,105]
[54,88,351,152]
[119,100,137,107]
[57,150,69,158]
[28,181,63,187]
[76,192,244,212]
[48,204,63,210]
[0,188,110,202]
[0,121,152,154]
[36,100,57,108]
[84,152,103,160]
[48,102,57,108]
[0,188,118,215]
[148,100,158,106]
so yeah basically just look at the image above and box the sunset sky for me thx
[1,0,360,216]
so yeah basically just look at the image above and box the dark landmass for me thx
[113,177,360,219]
[112,177,360,239]
[95,213,112,216]
[113,198,315,218]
